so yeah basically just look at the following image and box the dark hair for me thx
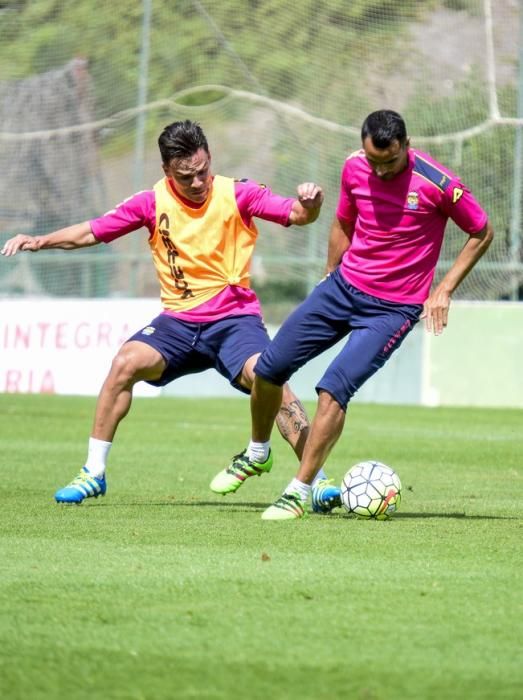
[158,120,209,164]
[361,110,407,148]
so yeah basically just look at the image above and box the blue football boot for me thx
[55,467,106,504]
[311,478,342,513]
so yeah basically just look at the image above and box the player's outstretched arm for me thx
[288,182,324,226]
[421,220,494,335]
[1,222,98,257]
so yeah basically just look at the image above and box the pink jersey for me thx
[90,178,295,321]
[336,148,488,303]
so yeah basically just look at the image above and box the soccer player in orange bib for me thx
[1,120,324,504]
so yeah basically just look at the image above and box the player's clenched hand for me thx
[420,288,451,335]
[296,182,324,209]
[1,234,41,257]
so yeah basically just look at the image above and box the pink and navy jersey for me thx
[336,148,488,304]
[90,178,295,321]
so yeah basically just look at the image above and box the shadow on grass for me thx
[393,512,515,520]
[90,500,268,510]
[85,501,517,520]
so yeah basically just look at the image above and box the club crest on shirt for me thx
[406,191,419,210]
[141,326,156,336]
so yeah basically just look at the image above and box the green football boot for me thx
[210,449,273,495]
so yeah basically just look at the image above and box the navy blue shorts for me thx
[255,267,422,410]
[127,313,270,393]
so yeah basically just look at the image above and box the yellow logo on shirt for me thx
[452,187,464,204]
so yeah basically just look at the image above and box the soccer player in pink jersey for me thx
[1,120,324,504]
[212,109,494,520]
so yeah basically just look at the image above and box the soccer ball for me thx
[340,461,402,520]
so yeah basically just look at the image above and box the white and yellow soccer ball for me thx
[341,461,402,520]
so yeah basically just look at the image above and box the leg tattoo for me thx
[276,398,309,450]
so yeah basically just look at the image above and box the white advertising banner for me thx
[2,299,522,407]
[1,299,162,397]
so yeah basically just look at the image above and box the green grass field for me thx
[0,394,521,700]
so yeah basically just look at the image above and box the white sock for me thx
[286,478,311,502]
[246,440,270,463]
[84,437,112,478]
[312,468,329,485]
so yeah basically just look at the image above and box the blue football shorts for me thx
[254,267,423,411]
[127,313,271,393]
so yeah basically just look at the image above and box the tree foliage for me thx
[0,0,438,122]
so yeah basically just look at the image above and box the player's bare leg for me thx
[251,374,309,458]
[91,341,166,441]
[210,354,309,495]
[262,390,344,520]
[210,356,275,494]
[237,354,309,453]
[55,341,166,504]
[296,390,345,484]
[275,383,309,458]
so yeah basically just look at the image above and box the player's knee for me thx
[317,386,349,413]
[237,353,259,389]
[110,341,162,385]
[109,350,140,384]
